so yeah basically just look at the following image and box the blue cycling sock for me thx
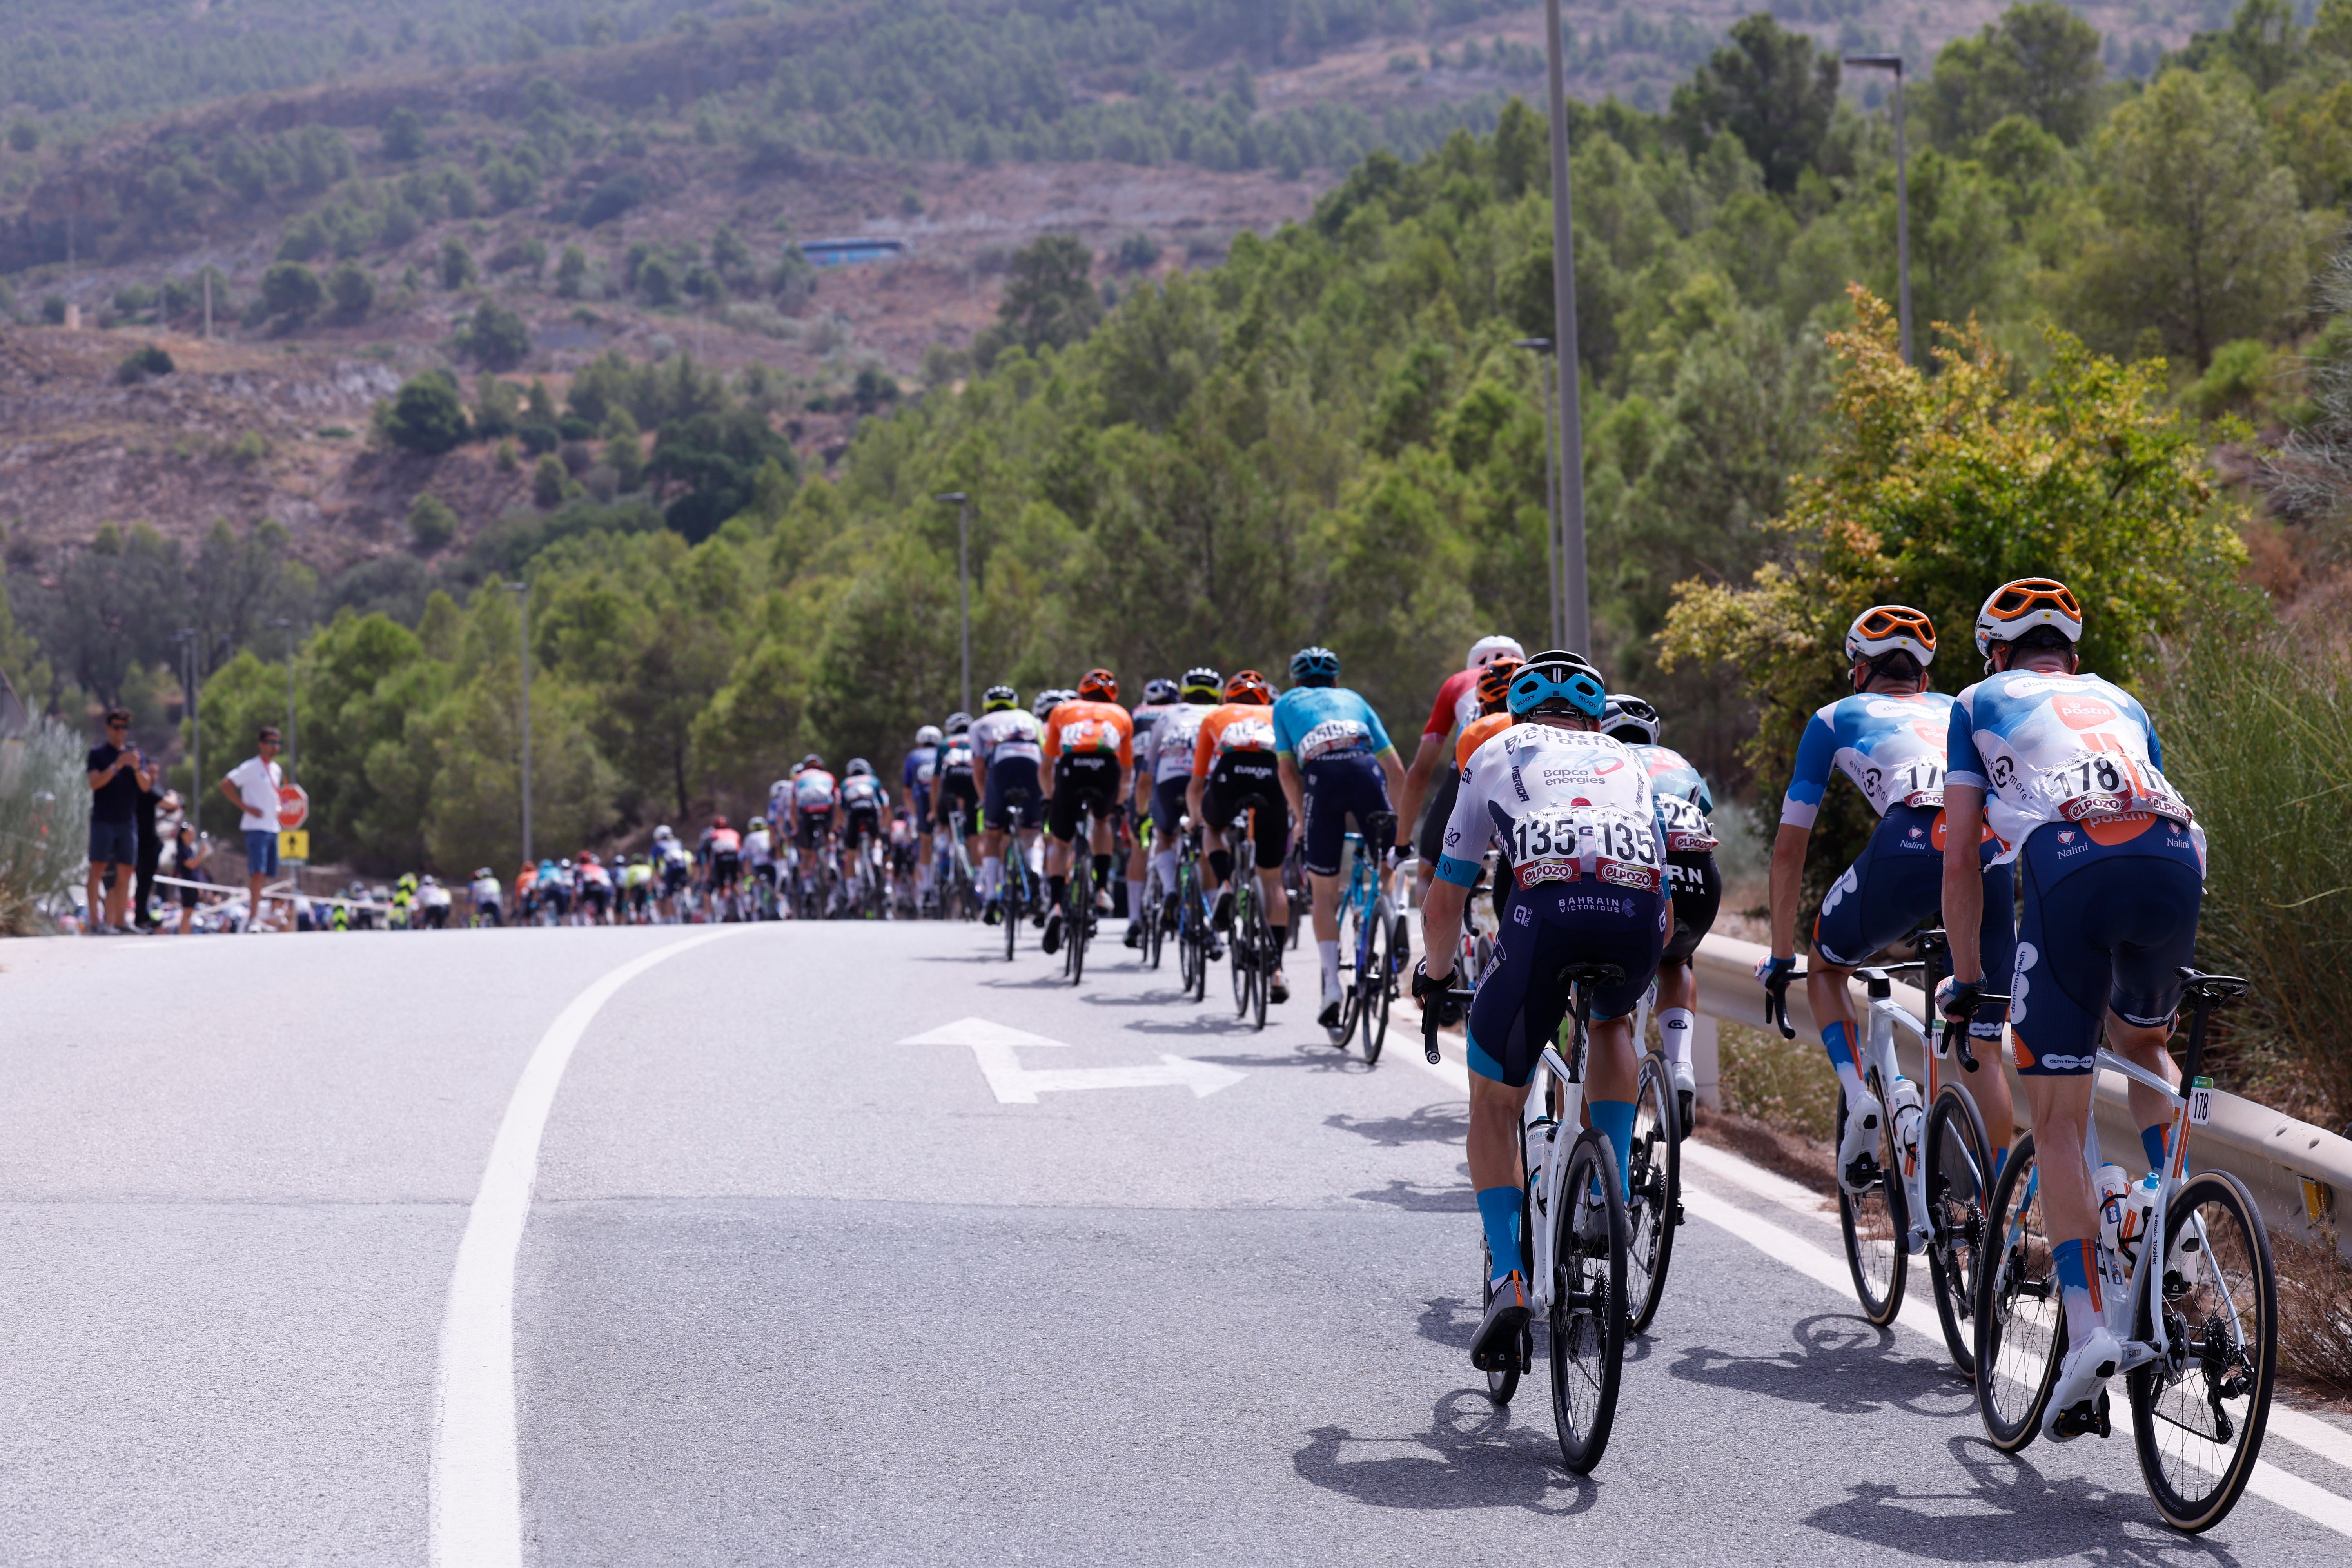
[1821,1020,1862,1095]
[2050,1236,2102,1345]
[1477,1185,1522,1281]
[1590,1098,1637,1197]
[2141,1123,2169,1174]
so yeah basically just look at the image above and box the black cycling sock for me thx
[1092,852,1112,884]
[1208,849,1234,883]
[1049,875,1068,908]
[1269,923,1286,949]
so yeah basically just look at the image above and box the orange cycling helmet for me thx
[1224,669,1274,705]
[1974,578,2083,658]
[1843,605,1935,667]
[1474,655,1523,715]
[1076,668,1118,702]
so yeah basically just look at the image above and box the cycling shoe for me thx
[1838,1086,1886,1196]
[1470,1272,1532,1371]
[2043,1327,2121,1442]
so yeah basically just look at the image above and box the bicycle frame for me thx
[1520,1036,1593,1314]
[1851,967,1976,1258]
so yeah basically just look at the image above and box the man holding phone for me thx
[220,727,286,933]
[85,708,156,935]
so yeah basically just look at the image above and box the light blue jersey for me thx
[1946,670,2197,866]
[1780,691,1955,828]
[1634,743,1714,815]
[1271,686,1395,764]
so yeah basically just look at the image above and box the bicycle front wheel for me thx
[1924,1084,1994,1376]
[1230,887,1254,1018]
[2128,1169,2277,1533]
[1003,877,1021,961]
[1624,1051,1682,1334]
[1359,895,1395,1064]
[1973,1132,2061,1452]
[1143,872,1165,970]
[1246,892,1270,1032]
[1067,862,1091,985]
[1837,1069,1907,1325]
[1551,1129,1627,1474]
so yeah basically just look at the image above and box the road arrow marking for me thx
[901,1016,1246,1103]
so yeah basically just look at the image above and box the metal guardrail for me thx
[1689,933,2352,1260]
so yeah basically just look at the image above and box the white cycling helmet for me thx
[915,724,942,747]
[1466,634,1526,671]
[653,824,673,842]
[1974,578,2083,658]
[1843,605,1936,667]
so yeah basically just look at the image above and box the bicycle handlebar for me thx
[1418,984,1476,1064]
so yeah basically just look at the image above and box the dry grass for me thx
[1716,1016,1841,1145]
[2276,1233,2352,1408]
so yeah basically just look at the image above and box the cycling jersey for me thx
[470,876,501,906]
[840,774,887,815]
[1423,668,1482,745]
[1189,702,1278,775]
[1812,802,2015,1037]
[1272,686,1395,764]
[937,736,976,783]
[1781,691,1955,828]
[1633,743,1714,813]
[793,769,840,814]
[745,828,773,868]
[1149,704,1211,785]
[708,828,742,856]
[902,747,936,822]
[1127,701,1181,791]
[1454,712,1512,772]
[1945,670,2198,868]
[970,708,1044,767]
[1042,699,1134,765]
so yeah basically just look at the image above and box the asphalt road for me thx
[4,920,2348,1565]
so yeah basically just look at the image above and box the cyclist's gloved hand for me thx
[1411,958,1467,1025]
[1756,954,1798,1039]
[1386,842,1408,870]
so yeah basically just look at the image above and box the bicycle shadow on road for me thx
[1078,986,1200,1006]
[1801,1435,2247,1566]
[1355,1178,1480,1213]
[1325,1103,1470,1147]
[1120,1014,1289,1039]
[1666,1312,1971,1418]
[1291,1392,1599,1514]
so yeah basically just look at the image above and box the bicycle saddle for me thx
[2176,969,2250,1004]
[1556,962,1626,990]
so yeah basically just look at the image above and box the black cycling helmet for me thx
[945,710,973,735]
[1601,693,1661,746]
[1143,677,1180,706]
[1506,650,1608,720]
[846,757,874,777]
[1289,645,1339,686]
[1180,666,1222,704]
[981,684,1018,713]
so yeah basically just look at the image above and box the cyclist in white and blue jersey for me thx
[1602,693,1721,1129]
[1271,646,1410,1028]
[1758,605,2017,1198]
[1414,650,1668,1371]
[1936,578,2205,1440]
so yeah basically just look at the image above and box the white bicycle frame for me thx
[1518,1039,1597,1314]
[1854,973,1954,1257]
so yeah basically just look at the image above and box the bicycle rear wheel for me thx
[1003,874,1021,960]
[1624,1052,1682,1334]
[2128,1169,2276,1532]
[1246,891,1270,1031]
[1230,885,1254,1018]
[1143,870,1165,970]
[1973,1132,2061,1452]
[1924,1085,1994,1376]
[1551,1129,1627,1474]
[1838,1069,1908,1325]
[1067,858,1091,985]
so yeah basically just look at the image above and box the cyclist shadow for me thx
[1078,987,1198,1006]
[1802,1436,2246,1565]
[978,974,1083,991]
[1120,1015,1282,1038]
[1354,1179,1480,1213]
[1325,1104,1470,1147]
[1291,1392,1598,1514]
[1666,1313,1971,1418]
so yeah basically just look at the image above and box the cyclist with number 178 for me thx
[1757,606,2016,1198]
[1937,579,2207,1440]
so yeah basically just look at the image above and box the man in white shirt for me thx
[218,727,285,933]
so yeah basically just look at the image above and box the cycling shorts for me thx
[1046,753,1124,842]
[842,806,882,852]
[1300,752,1392,877]
[909,786,932,829]
[710,852,741,887]
[1416,760,1461,866]
[1201,753,1288,867]
[1812,802,2015,1040]
[1150,776,1188,846]
[1465,884,1669,1088]
[793,810,831,852]
[983,757,1042,829]
[936,773,980,831]
[661,861,688,894]
[1661,849,1722,968]
[2010,815,2203,1077]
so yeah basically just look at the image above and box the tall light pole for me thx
[933,492,972,715]
[1513,337,1563,649]
[501,581,533,866]
[271,616,296,780]
[176,628,200,837]
[1846,53,1912,365]
[1543,0,1590,653]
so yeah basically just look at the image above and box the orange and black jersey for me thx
[1190,703,1278,777]
[1042,699,1134,767]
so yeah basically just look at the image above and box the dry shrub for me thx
[2276,1232,2352,1404]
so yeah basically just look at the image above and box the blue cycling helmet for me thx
[1507,650,1608,720]
[1289,645,1340,686]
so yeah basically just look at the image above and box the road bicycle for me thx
[1060,803,1102,985]
[998,802,1038,960]
[1175,822,1214,1002]
[936,811,980,921]
[1331,819,1406,1064]
[1281,837,1309,953]
[1426,962,1630,1475]
[1132,815,1165,970]
[1615,984,1687,1335]
[1973,969,2274,1533]
[1223,807,1276,1031]
[1768,929,2001,1373]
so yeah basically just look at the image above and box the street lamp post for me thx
[1543,0,1591,653]
[933,492,972,716]
[271,617,296,780]
[1513,337,1563,649]
[175,628,200,837]
[1846,53,1913,365]
[502,581,533,866]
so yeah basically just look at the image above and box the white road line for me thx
[1681,1183,2352,1537]
[430,928,759,1568]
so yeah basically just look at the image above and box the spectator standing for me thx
[218,727,285,933]
[132,769,165,932]
[85,709,156,935]
[164,799,209,935]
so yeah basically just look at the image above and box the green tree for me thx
[259,261,325,323]
[6,119,37,155]
[1922,2,2105,147]
[532,453,568,508]
[463,301,532,371]
[381,106,427,161]
[974,233,1103,368]
[408,493,458,552]
[327,260,376,324]
[1669,15,1839,194]
[2063,69,2312,367]
[554,244,588,299]
[382,372,470,455]
[439,237,478,290]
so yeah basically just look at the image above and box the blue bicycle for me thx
[1332,817,1407,1063]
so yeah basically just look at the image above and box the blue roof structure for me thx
[799,238,908,267]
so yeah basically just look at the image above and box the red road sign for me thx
[277,783,310,831]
